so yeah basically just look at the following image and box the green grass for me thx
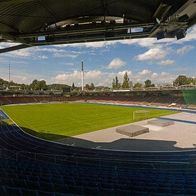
[1,103,177,140]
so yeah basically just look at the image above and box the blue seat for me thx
[0,118,196,195]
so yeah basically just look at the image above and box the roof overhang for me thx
[0,0,195,53]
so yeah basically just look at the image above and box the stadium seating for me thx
[0,89,190,108]
[0,109,196,195]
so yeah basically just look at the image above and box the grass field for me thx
[1,103,177,140]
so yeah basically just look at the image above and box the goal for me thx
[133,110,149,121]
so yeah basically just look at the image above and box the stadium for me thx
[0,1,196,196]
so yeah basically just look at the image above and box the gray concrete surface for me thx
[116,125,149,137]
[148,119,174,127]
[58,112,196,152]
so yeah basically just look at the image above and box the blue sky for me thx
[0,25,195,87]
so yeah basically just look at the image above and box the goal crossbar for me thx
[133,110,149,121]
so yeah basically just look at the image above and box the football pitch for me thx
[1,103,177,140]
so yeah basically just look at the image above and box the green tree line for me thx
[112,73,196,90]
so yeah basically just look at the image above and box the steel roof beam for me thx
[16,23,154,39]
[0,44,31,54]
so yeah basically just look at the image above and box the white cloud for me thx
[0,42,32,57]
[117,70,132,77]
[34,47,79,58]
[37,55,48,60]
[177,25,196,43]
[54,70,103,85]
[139,69,152,75]
[115,70,133,82]
[0,42,19,49]
[54,40,116,49]
[158,72,176,82]
[13,49,32,57]
[176,45,194,55]
[4,48,32,57]
[54,70,133,86]
[0,44,80,59]
[53,68,178,87]
[135,48,168,61]
[0,66,45,84]
[152,72,158,78]
[107,58,126,69]
[0,65,178,86]
[85,70,102,79]
[54,38,156,49]
[159,59,175,66]
[55,71,80,82]
[135,70,177,84]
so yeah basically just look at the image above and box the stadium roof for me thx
[0,0,195,53]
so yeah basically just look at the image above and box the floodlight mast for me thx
[8,61,10,82]
[81,61,84,92]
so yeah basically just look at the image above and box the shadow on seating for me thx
[21,127,196,152]
[22,127,68,141]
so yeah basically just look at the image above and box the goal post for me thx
[133,110,150,121]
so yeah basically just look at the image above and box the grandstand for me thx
[0,93,196,195]
[0,0,196,195]
[0,111,196,195]
[1,89,196,109]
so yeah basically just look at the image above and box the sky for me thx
[0,25,195,87]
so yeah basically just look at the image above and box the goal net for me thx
[133,110,150,121]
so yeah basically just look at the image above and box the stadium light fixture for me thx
[37,36,46,42]
[176,29,186,40]
[156,31,166,40]
[131,27,144,33]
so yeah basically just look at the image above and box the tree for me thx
[90,83,95,90]
[173,75,191,86]
[193,78,196,85]
[115,76,119,89]
[187,77,195,85]
[85,84,90,90]
[30,80,38,90]
[115,76,121,89]
[71,83,75,90]
[144,79,152,88]
[30,80,47,90]
[144,79,155,88]
[84,83,95,91]
[112,76,121,89]
[21,84,29,90]
[133,82,143,89]
[39,80,47,90]
[122,72,130,89]
[112,78,116,89]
